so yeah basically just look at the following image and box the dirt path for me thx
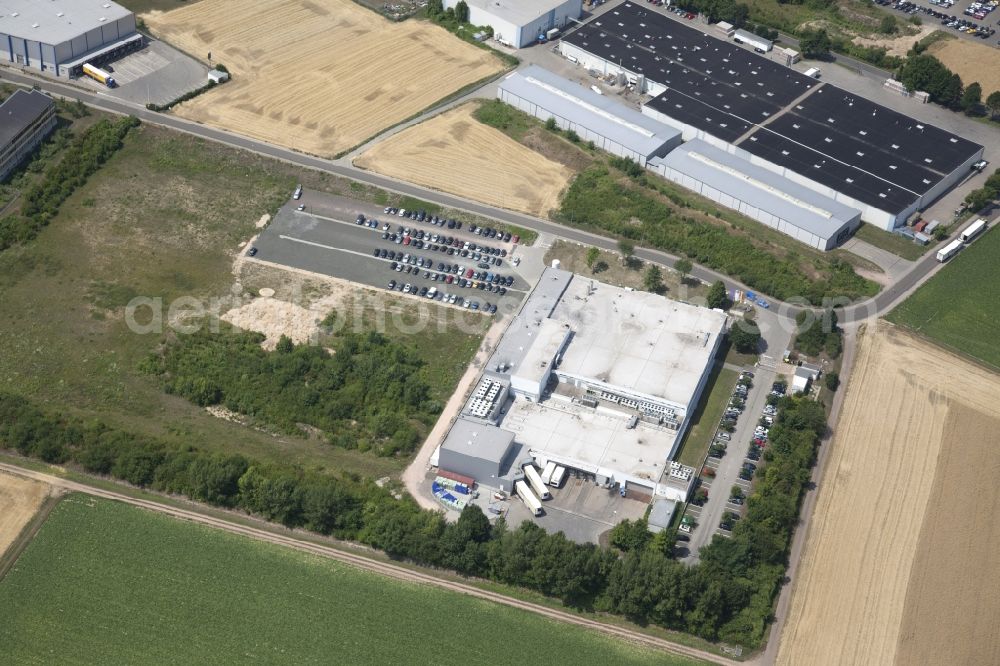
[401,315,513,510]
[776,324,1000,665]
[0,462,732,666]
[354,104,573,217]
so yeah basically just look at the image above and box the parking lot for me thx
[251,191,531,315]
[504,473,648,544]
[84,40,209,105]
[878,0,998,42]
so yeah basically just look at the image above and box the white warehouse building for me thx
[444,0,582,48]
[648,139,862,251]
[0,0,141,78]
[497,65,682,166]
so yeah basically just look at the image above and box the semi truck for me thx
[523,464,552,500]
[82,63,117,88]
[936,239,964,262]
[515,481,543,516]
[960,218,987,242]
[549,466,566,488]
[540,461,557,485]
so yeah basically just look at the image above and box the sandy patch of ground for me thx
[928,38,1000,95]
[777,324,1000,665]
[354,104,573,218]
[221,283,351,349]
[144,0,504,157]
[854,25,934,57]
[0,472,51,557]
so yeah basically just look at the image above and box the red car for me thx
[685,12,695,19]
[403,236,412,246]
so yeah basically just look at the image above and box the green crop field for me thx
[0,495,704,666]
[887,226,1000,369]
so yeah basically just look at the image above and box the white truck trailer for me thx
[523,464,552,500]
[540,461,557,485]
[515,481,543,516]
[549,466,567,488]
[936,239,964,262]
[960,218,987,242]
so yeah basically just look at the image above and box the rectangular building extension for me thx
[438,418,530,493]
[0,89,56,182]
[648,139,861,250]
[444,0,582,48]
[737,85,984,230]
[0,0,140,78]
[497,65,681,165]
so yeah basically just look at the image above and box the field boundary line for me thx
[0,490,64,581]
[0,461,734,666]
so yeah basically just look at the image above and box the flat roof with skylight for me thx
[0,0,132,45]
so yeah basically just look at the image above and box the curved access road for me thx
[1,66,963,327]
[0,462,734,666]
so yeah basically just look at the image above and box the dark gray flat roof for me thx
[0,89,54,148]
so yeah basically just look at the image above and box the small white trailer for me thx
[523,464,552,500]
[936,239,964,262]
[960,218,987,242]
[515,481,543,516]
[540,461,557,485]
[549,466,567,488]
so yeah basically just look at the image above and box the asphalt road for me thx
[0,66,963,325]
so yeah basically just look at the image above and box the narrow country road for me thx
[0,462,735,666]
[0,66,973,326]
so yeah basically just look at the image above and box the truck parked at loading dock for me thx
[523,464,552,500]
[515,480,543,516]
[82,63,117,88]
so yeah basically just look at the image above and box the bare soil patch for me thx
[778,324,1000,665]
[354,105,573,217]
[854,25,933,57]
[144,0,504,157]
[894,403,1000,666]
[0,472,52,557]
[928,38,1000,95]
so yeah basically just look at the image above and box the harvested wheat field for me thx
[928,38,1000,96]
[0,472,52,557]
[777,324,1000,666]
[355,105,573,217]
[143,0,504,157]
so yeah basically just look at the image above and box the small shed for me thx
[208,69,230,84]
[792,367,812,393]
[715,21,735,37]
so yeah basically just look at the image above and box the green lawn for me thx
[0,495,705,666]
[887,226,1000,369]
[674,366,739,468]
[854,223,930,261]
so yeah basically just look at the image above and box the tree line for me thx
[0,115,139,251]
[142,328,438,457]
[0,389,828,649]
[557,163,877,305]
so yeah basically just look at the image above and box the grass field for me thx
[355,104,574,218]
[674,367,739,468]
[853,222,928,261]
[887,226,1000,369]
[777,325,1000,665]
[0,495,703,665]
[929,37,1000,96]
[0,122,439,479]
[144,0,505,157]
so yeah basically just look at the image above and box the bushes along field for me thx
[0,390,828,649]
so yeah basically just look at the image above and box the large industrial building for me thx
[560,1,984,230]
[649,139,861,250]
[0,0,141,78]
[436,268,727,496]
[0,89,56,182]
[498,65,682,166]
[443,0,582,49]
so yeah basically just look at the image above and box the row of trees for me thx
[142,328,438,456]
[0,389,829,648]
[963,167,1000,212]
[0,115,139,251]
[558,163,877,304]
[793,308,842,359]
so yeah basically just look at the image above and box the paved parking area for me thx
[252,192,531,315]
[91,40,208,106]
[505,475,648,544]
